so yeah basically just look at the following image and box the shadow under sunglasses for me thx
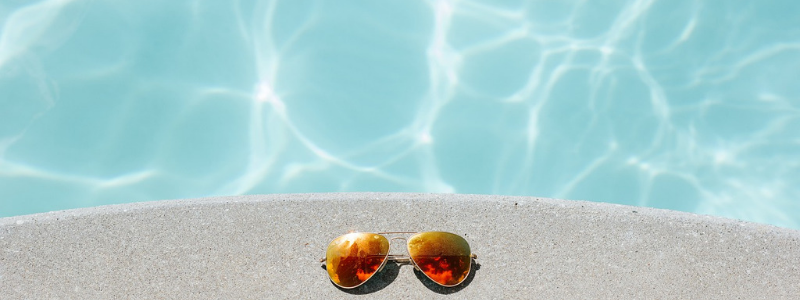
[321,260,481,295]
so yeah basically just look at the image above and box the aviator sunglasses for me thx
[320,231,477,289]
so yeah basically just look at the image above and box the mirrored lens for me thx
[325,232,390,288]
[407,231,472,286]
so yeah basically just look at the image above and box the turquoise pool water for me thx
[1,0,799,228]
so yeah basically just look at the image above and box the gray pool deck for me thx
[1,193,799,299]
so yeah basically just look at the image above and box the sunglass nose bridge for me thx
[387,237,413,265]
[389,236,408,243]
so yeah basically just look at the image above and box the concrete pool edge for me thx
[1,192,792,229]
[2,193,799,298]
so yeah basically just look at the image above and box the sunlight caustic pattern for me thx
[0,0,799,228]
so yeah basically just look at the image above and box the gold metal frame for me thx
[320,231,478,289]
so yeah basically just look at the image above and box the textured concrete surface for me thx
[1,193,799,299]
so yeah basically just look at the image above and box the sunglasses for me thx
[320,231,477,289]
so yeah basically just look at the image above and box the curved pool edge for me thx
[0,192,790,229]
[2,193,799,299]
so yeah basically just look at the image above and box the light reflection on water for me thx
[1,0,799,229]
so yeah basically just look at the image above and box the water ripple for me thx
[1,0,798,229]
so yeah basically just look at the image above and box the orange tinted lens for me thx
[407,231,472,286]
[325,232,389,288]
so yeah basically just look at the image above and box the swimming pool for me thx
[1,0,798,229]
